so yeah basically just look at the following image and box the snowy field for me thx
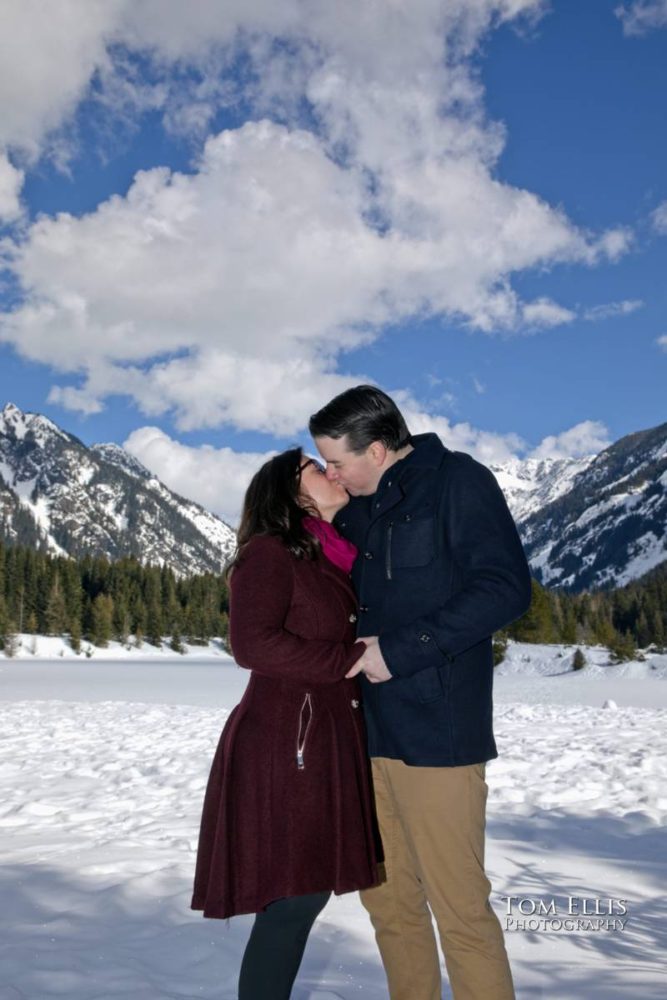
[1,640,666,999]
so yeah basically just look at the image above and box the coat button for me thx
[360,605,369,613]
[351,699,360,708]
[419,633,430,643]
[349,613,357,623]
[364,551,373,560]
[404,513,411,521]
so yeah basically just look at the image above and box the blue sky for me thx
[0,0,665,521]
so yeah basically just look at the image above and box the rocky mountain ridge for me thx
[497,423,667,591]
[1,401,665,590]
[0,402,235,576]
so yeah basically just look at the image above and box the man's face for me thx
[314,435,383,496]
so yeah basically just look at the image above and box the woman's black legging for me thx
[237,890,332,1000]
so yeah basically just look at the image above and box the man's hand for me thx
[346,636,393,683]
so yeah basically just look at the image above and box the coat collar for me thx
[398,433,448,469]
[368,433,448,522]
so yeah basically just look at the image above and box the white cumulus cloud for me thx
[583,299,643,321]
[0,0,126,161]
[122,402,615,524]
[394,391,528,465]
[616,0,667,35]
[122,425,273,527]
[0,0,633,435]
[520,298,576,329]
[527,420,612,461]
[0,153,24,222]
[651,200,667,234]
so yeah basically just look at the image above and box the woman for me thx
[191,448,381,999]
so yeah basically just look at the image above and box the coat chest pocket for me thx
[386,513,435,577]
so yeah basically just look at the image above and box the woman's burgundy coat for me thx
[191,533,381,919]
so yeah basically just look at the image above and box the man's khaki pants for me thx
[360,757,515,1000]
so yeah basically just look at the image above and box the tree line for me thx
[494,561,667,664]
[0,537,665,659]
[0,540,229,655]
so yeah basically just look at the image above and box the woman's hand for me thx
[346,636,393,683]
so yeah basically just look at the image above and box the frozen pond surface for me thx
[0,642,665,999]
[0,656,249,707]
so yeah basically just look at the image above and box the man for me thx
[309,385,531,1000]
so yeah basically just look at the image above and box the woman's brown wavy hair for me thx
[226,447,321,577]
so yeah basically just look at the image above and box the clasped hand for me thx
[345,635,392,683]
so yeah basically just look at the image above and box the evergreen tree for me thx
[14,584,26,634]
[608,629,636,664]
[144,567,163,646]
[593,614,616,649]
[61,559,83,632]
[183,603,199,645]
[91,593,114,648]
[161,566,181,636]
[146,598,163,647]
[81,594,94,642]
[0,592,7,651]
[636,610,652,649]
[218,609,230,648]
[169,625,185,654]
[4,530,665,656]
[3,619,19,657]
[131,593,147,639]
[561,604,578,645]
[572,648,586,671]
[69,616,82,654]
[510,579,555,644]
[45,572,68,636]
[113,597,131,644]
[22,549,40,631]
[550,592,565,640]
[650,610,665,651]
[492,630,508,667]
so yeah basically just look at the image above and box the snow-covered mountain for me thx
[498,422,667,592]
[0,402,236,575]
[2,401,665,591]
[489,454,596,524]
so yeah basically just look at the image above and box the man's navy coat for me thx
[335,432,532,766]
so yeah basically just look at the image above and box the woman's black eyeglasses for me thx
[298,457,326,476]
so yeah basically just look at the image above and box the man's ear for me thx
[368,441,387,466]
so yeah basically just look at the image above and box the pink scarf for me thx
[303,516,358,574]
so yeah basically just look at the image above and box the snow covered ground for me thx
[1,640,666,999]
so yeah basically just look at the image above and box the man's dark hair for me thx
[309,385,411,454]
